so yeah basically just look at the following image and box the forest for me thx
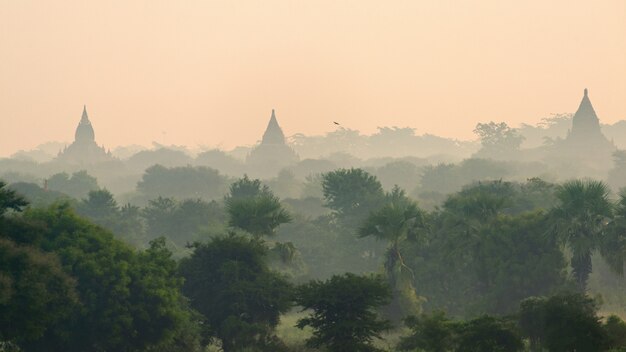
[3,153,626,351]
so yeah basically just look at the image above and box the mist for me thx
[3,1,626,351]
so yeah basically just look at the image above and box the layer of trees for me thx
[4,165,626,351]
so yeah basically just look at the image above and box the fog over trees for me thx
[3,90,626,351]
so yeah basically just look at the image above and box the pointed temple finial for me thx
[261,109,285,145]
[584,88,588,97]
[81,105,89,122]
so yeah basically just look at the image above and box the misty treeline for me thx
[3,156,626,351]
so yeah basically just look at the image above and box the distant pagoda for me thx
[246,109,299,172]
[56,106,113,164]
[566,88,612,145]
[547,89,615,171]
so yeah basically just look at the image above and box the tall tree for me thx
[359,187,425,319]
[322,168,385,229]
[473,121,524,159]
[225,176,292,238]
[0,181,28,215]
[179,234,292,352]
[295,273,391,352]
[551,179,614,290]
[0,238,77,345]
[1,203,198,351]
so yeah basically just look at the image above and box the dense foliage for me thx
[179,234,293,352]
[295,273,391,352]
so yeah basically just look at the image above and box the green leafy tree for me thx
[179,234,292,352]
[1,203,197,351]
[406,181,568,316]
[47,170,98,199]
[520,293,607,352]
[143,197,225,247]
[0,238,77,345]
[225,176,292,238]
[137,164,230,200]
[518,296,547,352]
[398,313,522,352]
[76,189,119,227]
[604,315,626,350]
[322,168,385,229]
[601,191,626,276]
[225,174,271,201]
[397,311,457,352]
[455,316,523,352]
[359,187,425,319]
[551,179,614,290]
[295,273,392,352]
[473,122,524,159]
[0,181,28,215]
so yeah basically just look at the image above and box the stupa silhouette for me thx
[246,109,299,175]
[56,106,113,164]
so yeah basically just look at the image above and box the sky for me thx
[1,0,625,156]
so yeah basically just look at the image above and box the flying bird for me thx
[333,121,340,125]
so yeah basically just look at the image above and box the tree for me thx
[295,273,391,352]
[0,181,28,215]
[601,190,626,276]
[137,164,229,200]
[359,187,425,319]
[473,122,524,158]
[179,234,292,352]
[551,179,614,290]
[519,293,607,352]
[398,313,523,352]
[0,238,77,345]
[225,174,271,201]
[322,168,385,229]
[143,197,225,247]
[76,189,119,228]
[46,170,98,199]
[1,203,197,351]
[455,316,523,352]
[225,176,292,238]
[604,315,626,350]
[405,181,568,316]
[397,311,457,352]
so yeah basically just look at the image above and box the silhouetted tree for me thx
[520,293,607,352]
[0,181,28,215]
[47,170,98,199]
[225,176,292,238]
[550,179,614,290]
[179,234,292,352]
[295,273,391,352]
[473,122,524,159]
[322,168,385,229]
[359,187,425,319]
[1,203,198,351]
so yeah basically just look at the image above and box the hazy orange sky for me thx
[1,0,625,157]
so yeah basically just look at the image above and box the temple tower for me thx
[568,88,606,142]
[56,106,113,164]
[246,109,299,176]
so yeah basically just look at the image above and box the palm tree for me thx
[225,175,292,239]
[226,193,292,238]
[359,187,425,318]
[551,180,613,290]
[601,191,626,275]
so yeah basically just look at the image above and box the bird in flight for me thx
[333,121,340,125]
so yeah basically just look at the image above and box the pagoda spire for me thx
[261,109,286,145]
[81,105,89,122]
[568,88,605,142]
[75,105,95,143]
